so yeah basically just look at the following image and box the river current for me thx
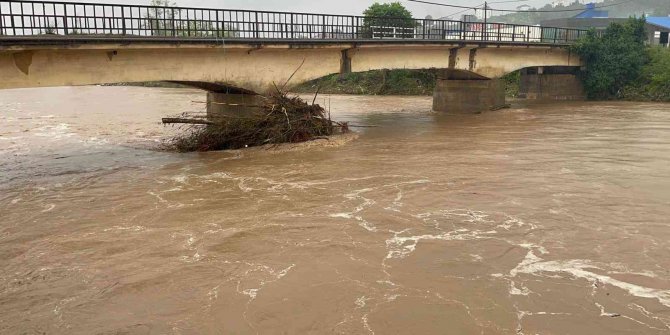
[1,86,670,334]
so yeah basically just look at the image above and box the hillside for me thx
[490,0,670,25]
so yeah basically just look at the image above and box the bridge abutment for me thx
[518,67,585,101]
[206,92,264,120]
[432,79,506,113]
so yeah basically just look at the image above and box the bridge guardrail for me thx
[0,0,588,44]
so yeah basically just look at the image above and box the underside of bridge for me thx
[0,40,582,113]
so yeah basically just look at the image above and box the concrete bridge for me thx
[0,0,587,112]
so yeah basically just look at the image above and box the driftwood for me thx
[191,100,263,108]
[490,104,512,111]
[162,118,214,125]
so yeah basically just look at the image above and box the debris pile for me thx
[163,89,348,152]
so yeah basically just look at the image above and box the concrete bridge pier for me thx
[432,73,506,113]
[518,66,586,101]
[206,92,264,120]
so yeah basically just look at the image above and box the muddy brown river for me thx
[1,86,670,334]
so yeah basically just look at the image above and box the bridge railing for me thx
[0,0,588,44]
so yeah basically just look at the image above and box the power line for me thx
[406,0,474,10]
[406,0,636,13]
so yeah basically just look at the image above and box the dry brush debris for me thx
[163,88,349,152]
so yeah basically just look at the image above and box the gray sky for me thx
[60,0,555,19]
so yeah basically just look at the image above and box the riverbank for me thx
[292,69,522,98]
[618,47,670,102]
[103,81,190,89]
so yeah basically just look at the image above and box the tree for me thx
[362,2,416,38]
[144,0,178,36]
[143,0,238,37]
[570,17,648,99]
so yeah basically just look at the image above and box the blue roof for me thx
[574,9,609,18]
[647,17,670,30]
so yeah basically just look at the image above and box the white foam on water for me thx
[41,204,56,213]
[171,175,189,184]
[103,225,146,232]
[385,228,485,259]
[330,188,378,232]
[509,281,532,296]
[242,288,259,300]
[355,296,369,308]
[330,213,353,219]
[82,137,109,146]
[0,136,23,141]
[510,251,670,307]
[34,123,77,139]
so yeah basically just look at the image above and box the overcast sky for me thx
[58,0,556,19]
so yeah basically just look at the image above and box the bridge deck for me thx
[0,0,587,46]
[0,36,575,49]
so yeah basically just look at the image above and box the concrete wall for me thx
[519,67,586,101]
[206,93,263,119]
[433,79,505,113]
[0,41,581,94]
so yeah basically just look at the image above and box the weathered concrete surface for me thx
[519,67,586,101]
[206,93,264,119]
[0,41,580,93]
[433,79,506,113]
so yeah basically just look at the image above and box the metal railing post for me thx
[554,28,557,44]
[62,4,68,35]
[254,11,259,38]
[10,1,16,36]
[215,10,219,37]
[171,8,176,36]
[356,16,360,39]
[0,2,4,36]
[421,19,425,39]
[321,14,326,39]
[121,6,126,35]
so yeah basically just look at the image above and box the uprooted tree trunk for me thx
[163,88,348,152]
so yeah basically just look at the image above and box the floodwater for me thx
[1,86,670,334]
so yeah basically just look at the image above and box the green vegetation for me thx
[619,47,670,101]
[570,18,648,99]
[502,71,521,98]
[293,69,522,98]
[145,0,238,37]
[569,17,670,101]
[362,2,416,38]
[293,69,438,96]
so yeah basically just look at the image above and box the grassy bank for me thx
[292,69,439,96]
[293,69,522,97]
[618,47,670,102]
